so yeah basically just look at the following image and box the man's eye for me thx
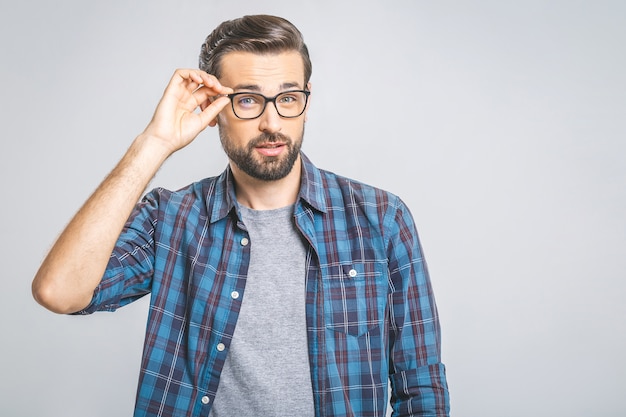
[278,94,301,105]
[237,96,260,106]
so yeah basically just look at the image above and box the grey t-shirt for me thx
[209,204,315,417]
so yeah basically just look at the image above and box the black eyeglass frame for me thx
[224,90,311,120]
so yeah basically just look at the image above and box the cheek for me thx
[288,120,306,138]
[219,119,258,143]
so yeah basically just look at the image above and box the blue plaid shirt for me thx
[78,153,449,416]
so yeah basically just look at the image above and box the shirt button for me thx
[201,396,210,405]
[216,343,226,352]
[231,291,240,299]
[240,237,249,246]
[348,269,358,278]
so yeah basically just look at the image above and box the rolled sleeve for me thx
[73,192,159,314]
[386,196,450,416]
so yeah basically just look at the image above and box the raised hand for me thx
[142,69,233,155]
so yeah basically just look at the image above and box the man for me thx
[32,14,449,417]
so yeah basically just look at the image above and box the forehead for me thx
[218,51,306,92]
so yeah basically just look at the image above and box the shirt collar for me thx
[297,152,327,213]
[209,152,327,224]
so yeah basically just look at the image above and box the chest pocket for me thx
[321,261,388,337]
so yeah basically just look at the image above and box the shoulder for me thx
[311,167,418,240]
[317,167,404,212]
[141,175,223,212]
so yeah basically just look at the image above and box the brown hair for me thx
[199,15,312,84]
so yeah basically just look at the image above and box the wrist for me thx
[132,132,177,163]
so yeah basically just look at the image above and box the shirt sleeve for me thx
[385,196,450,416]
[74,191,160,315]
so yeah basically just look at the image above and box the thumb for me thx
[199,95,231,128]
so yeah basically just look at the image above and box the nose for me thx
[258,102,282,133]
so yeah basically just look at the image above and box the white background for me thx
[1,1,625,416]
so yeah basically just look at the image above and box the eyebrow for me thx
[233,82,303,92]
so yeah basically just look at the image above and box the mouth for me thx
[255,142,287,157]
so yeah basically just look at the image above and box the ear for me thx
[200,97,211,111]
[304,82,312,122]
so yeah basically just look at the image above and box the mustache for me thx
[248,133,291,147]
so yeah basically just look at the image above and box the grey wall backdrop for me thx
[1,1,625,416]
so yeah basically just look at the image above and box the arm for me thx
[387,197,450,416]
[32,69,232,314]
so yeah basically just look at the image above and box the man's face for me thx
[216,51,310,182]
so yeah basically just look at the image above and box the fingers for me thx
[176,69,234,125]
[199,95,231,128]
[167,69,232,124]
[172,68,232,96]
[147,69,231,146]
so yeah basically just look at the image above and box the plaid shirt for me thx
[78,153,449,416]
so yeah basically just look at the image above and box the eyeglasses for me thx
[220,90,311,120]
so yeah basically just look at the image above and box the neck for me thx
[230,156,302,210]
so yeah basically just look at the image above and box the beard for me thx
[219,127,304,181]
